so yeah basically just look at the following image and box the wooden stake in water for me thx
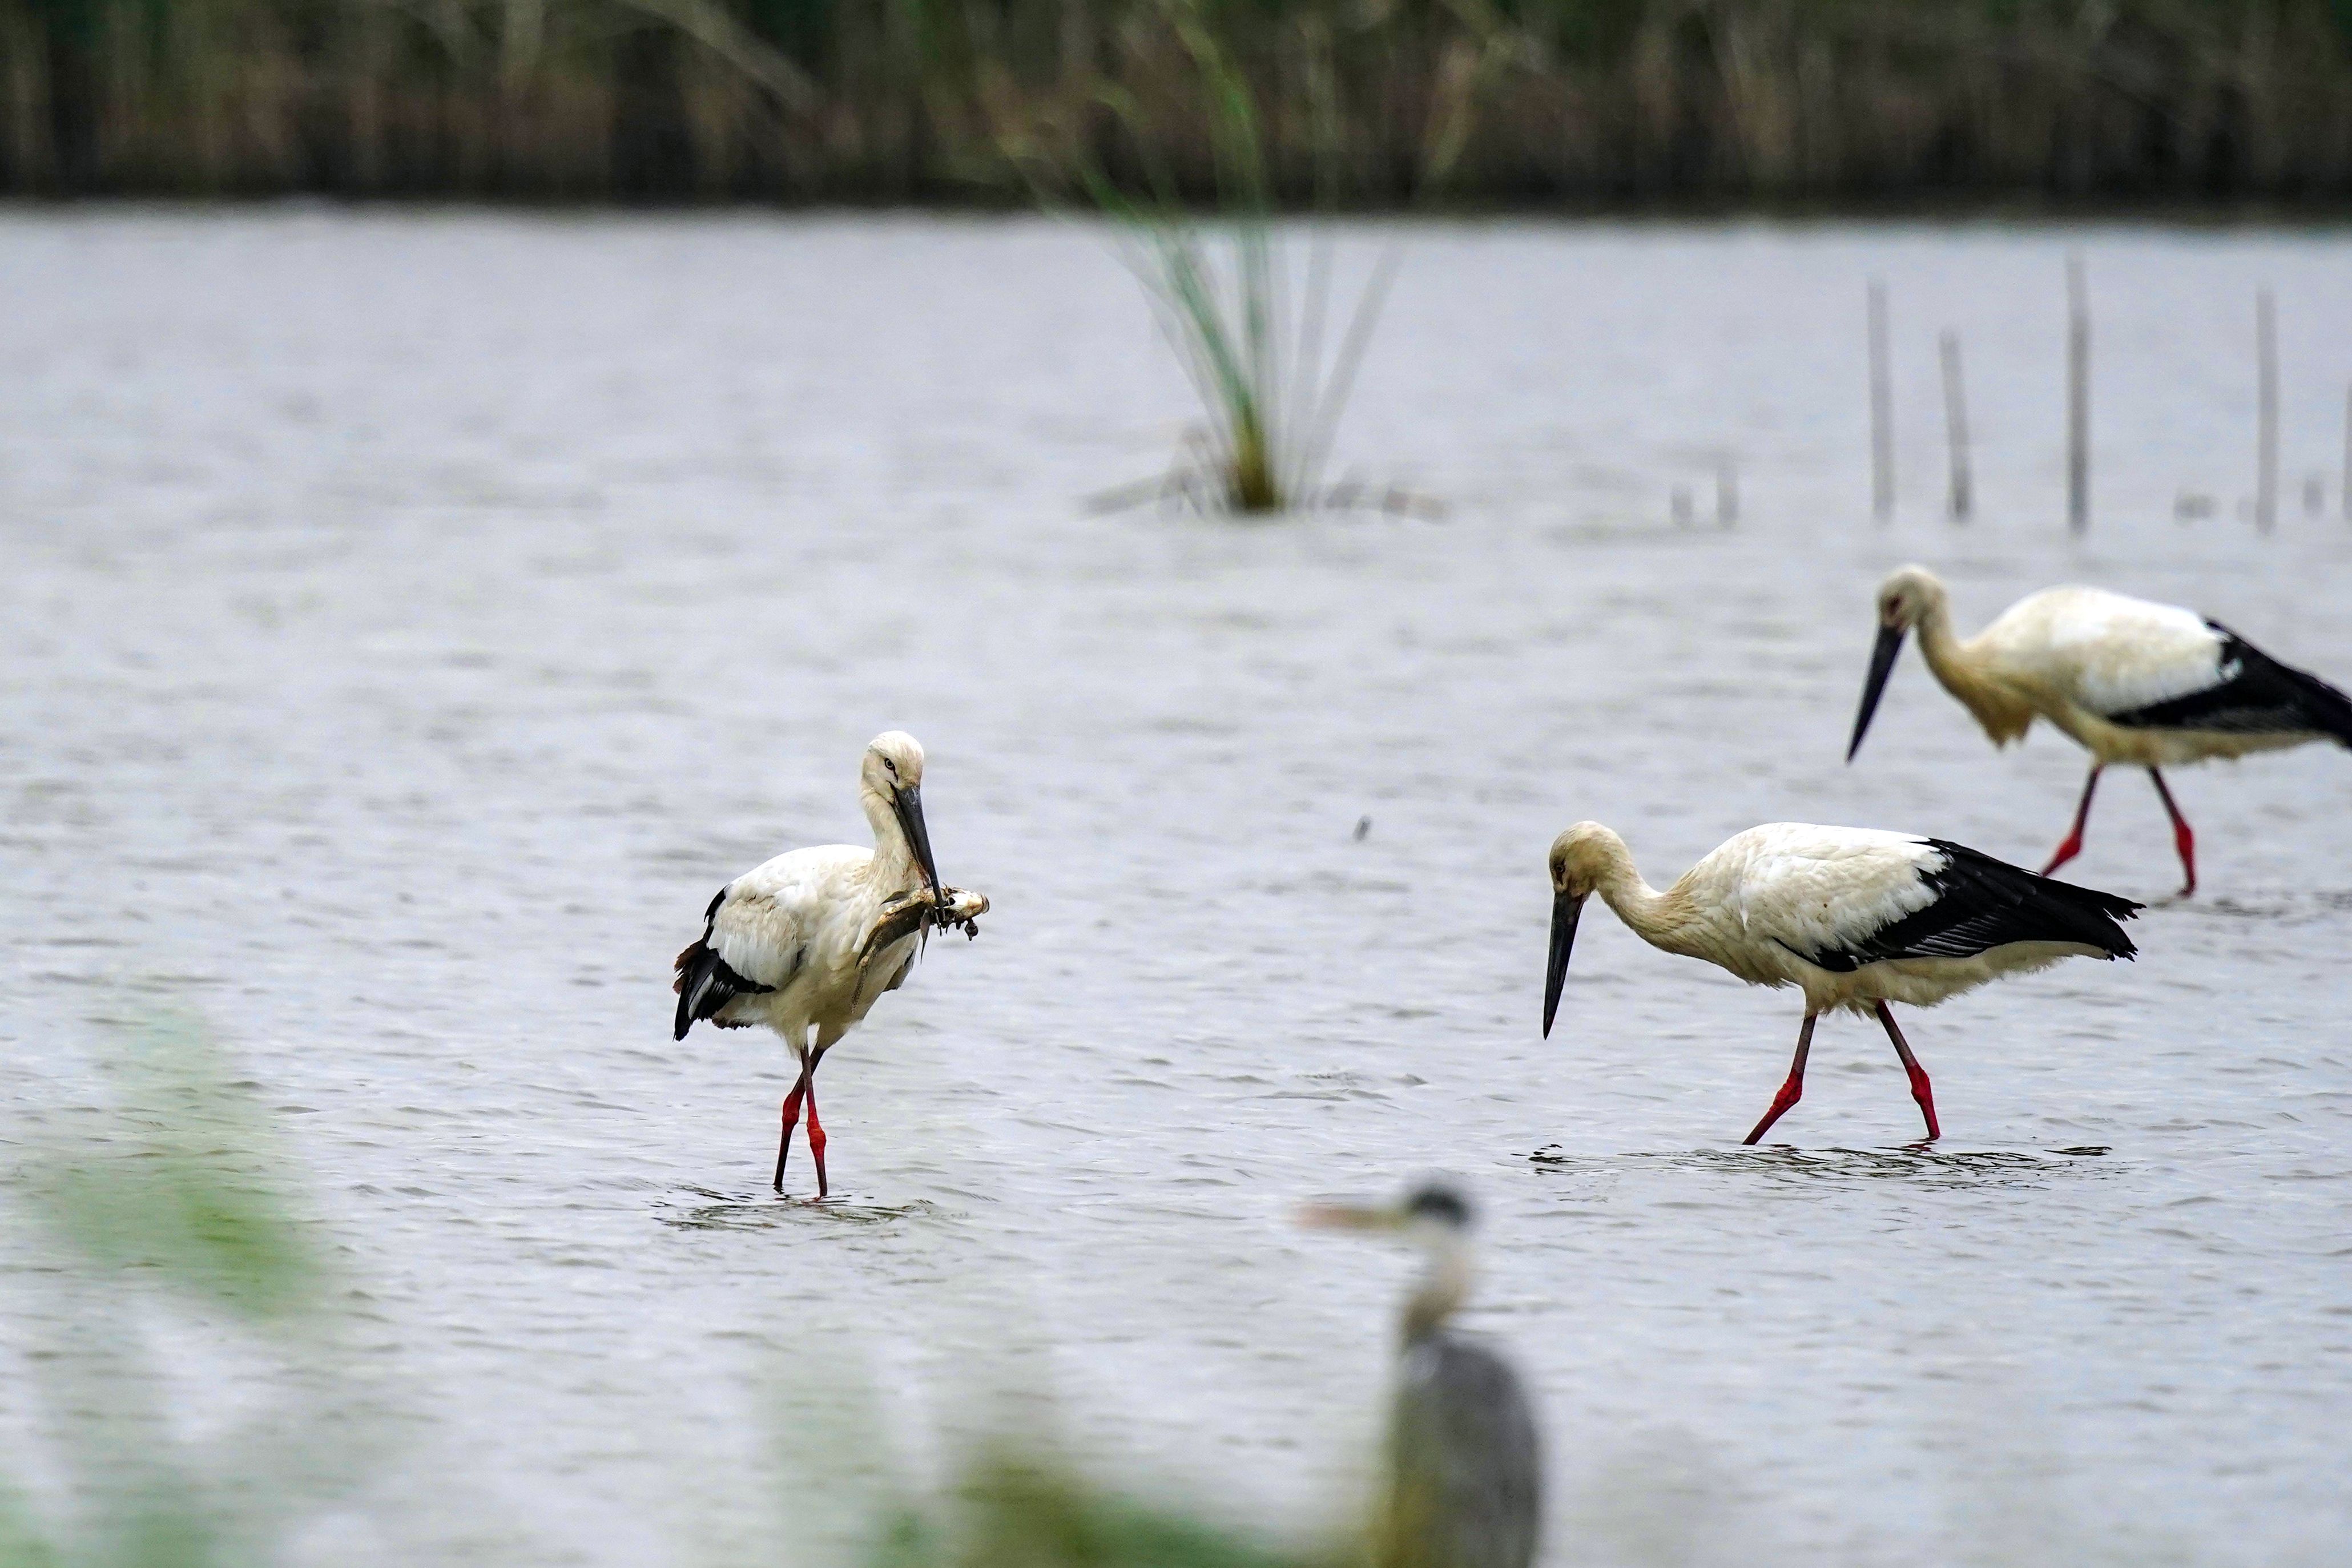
[1940,330,1972,521]
[2067,255,2089,533]
[1869,280,1893,521]
[2257,288,2278,533]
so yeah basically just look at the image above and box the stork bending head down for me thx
[672,731,988,1197]
[1849,565,2352,896]
[1545,822,2141,1144]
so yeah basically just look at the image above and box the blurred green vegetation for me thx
[1,1,2348,202]
[0,1011,1353,1568]
[867,1450,1342,1568]
[0,1013,347,1567]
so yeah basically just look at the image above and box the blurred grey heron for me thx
[1303,1182,1541,1568]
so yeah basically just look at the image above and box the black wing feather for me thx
[1797,841,2140,974]
[2106,622,2352,743]
[671,883,775,1041]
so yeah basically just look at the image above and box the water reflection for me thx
[654,1187,942,1231]
[1528,1144,2113,1191]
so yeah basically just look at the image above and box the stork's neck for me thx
[1911,592,1970,687]
[1401,1234,1472,1345]
[1910,594,2029,741]
[1588,837,1693,952]
[860,784,923,893]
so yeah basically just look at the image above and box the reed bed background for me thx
[5,1,2352,203]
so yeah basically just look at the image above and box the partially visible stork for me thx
[1848,565,2352,896]
[672,731,988,1196]
[1544,821,2141,1144]
[1302,1182,1541,1568]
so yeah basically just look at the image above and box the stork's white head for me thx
[1874,564,1949,632]
[860,731,940,902]
[861,730,927,795]
[1850,567,1951,763]
[1547,821,1627,903]
[1544,823,1625,1039]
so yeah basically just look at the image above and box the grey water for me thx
[3,210,2350,1566]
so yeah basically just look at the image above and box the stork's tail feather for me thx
[2285,660,2352,746]
[1914,840,2142,962]
[2017,866,2144,960]
[672,938,774,1041]
[2209,623,2352,746]
[672,882,773,1042]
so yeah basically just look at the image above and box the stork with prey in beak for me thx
[1545,821,2140,1144]
[672,731,988,1196]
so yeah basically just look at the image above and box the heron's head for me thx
[1302,1181,1476,1340]
[862,731,941,902]
[1300,1179,1475,1247]
[1848,567,1946,763]
[1544,824,1625,1038]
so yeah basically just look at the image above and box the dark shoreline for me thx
[8,2,2352,208]
[5,194,2350,225]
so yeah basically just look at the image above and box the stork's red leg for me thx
[803,1074,829,1199]
[773,1064,808,1193]
[1743,1013,1817,1145]
[1875,1002,1939,1141]
[2040,765,2104,877]
[2148,767,2197,897]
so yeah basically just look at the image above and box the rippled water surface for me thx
[3,211,2350,1566]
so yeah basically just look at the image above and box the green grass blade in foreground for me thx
[869,1448,1338,1568]
[0,1480,62,1568]
[1296,244,1400,504]
[23,1013,320,1323]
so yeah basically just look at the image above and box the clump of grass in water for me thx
[1022,3,1404,519]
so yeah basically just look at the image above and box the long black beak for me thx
[1847,623,1907,762]
[1543,891,1584,1038]
[892,784,944,906]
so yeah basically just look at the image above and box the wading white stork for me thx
[1848,566,2352,896]
[1543,822,2141,1144]
[672,731,988,1197]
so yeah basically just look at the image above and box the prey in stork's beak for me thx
[890,782,944,910]
[1542,889,1584,1039]
[1847,621,1907,763]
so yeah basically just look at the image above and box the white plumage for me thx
[1543,821,2141,1144]
[672,731,987,1196]
[1849,566,2352,894]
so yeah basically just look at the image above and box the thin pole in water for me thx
[2257,288,2278,533]
[1869,280,1893,521]
[1717,457,1738,528]
[2067,254,2089,533]
[1940,330,1972,522]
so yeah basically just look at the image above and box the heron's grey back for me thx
[1383,1334,1542,1568]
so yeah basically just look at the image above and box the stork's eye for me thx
[884,758,899,776]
